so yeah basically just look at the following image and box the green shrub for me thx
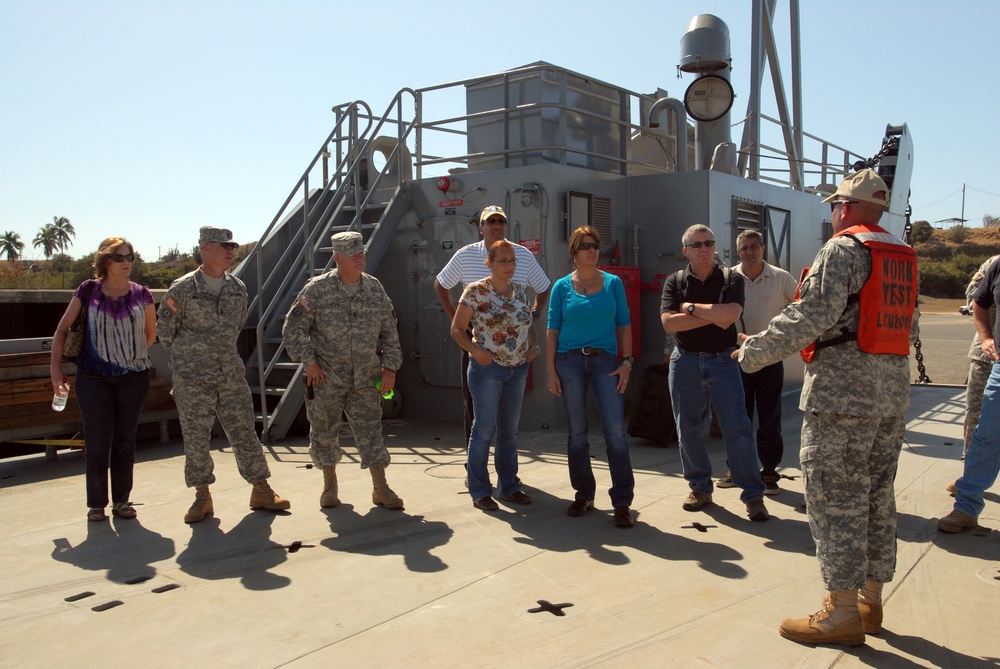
[919,260,967,298]
[910,220,933,243]
[945,225,970,244]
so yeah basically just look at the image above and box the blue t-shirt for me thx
[547,272,630,354]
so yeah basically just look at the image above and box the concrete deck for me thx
[0,384,996,668]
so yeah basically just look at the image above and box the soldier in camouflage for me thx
[737,170,918,646]
[282,231,405,510]
[961,255,1000,457]
[158,227,290,523]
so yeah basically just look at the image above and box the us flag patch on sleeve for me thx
[300,296,314,313]
[165,296,180,313]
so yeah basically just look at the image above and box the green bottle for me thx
[374,377,394,400]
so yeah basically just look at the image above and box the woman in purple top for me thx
[50,237,156,522]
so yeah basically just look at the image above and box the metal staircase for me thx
[236,91,417,442]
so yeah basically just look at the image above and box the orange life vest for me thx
[799,224,917,363]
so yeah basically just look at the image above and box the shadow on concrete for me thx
[176,510,292,590]
[51,517,175,584]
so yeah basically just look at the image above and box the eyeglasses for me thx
[577,242,601,251]
[111,253,135,263]
[830,199,857,212]
[483,217,507,226]
[494,258,517,265]
[738,244,761,253]
[685,240,716,250]
[217,242,239,251]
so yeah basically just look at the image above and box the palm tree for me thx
[0,230,24,262]
[33,225,59,276]
[51,216,75,253]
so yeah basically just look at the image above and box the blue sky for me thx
[3,0,999,262]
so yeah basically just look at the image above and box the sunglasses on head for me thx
[111,253,135,263]
[577,242,600,251]
[685,240,716,250]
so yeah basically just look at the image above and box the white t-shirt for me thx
[436,240,551,293]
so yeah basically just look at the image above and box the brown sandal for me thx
[112,502,137,519]
[88,507,107,522]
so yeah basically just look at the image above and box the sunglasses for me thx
[685,240,716,250]
[217,241,239,251]
[483,218,507,226]
[111,253,135,263]
[577,242,600,251]
[830,199,857,212]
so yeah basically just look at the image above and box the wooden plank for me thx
[0,385,174,420]
[0,352,52,368]
[0,397,176,432]
[0,363,77,382]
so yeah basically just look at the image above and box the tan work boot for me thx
[184,486,214,524]
[320,465,340,508]
[370,464,403,509]
[778,591,865,646]
[857,580,883,634]
[938,508,978,533]
[249,480,291,511]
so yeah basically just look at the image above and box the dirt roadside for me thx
[918,296,964,315]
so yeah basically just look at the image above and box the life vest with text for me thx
[799,224,917,363]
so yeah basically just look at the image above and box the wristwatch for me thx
[531,309,541,320]
[686,303,696,315]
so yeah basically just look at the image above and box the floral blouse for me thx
[458,278,532,367]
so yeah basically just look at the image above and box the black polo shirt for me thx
[660,264,745,353]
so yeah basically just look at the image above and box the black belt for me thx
[568,347,610,356]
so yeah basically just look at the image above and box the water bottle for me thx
[374,377,394,400]
[52,378,70,412]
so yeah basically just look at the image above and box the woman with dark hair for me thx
[545,226,636,527]
[451,239,540,511]
[50,237,156,522]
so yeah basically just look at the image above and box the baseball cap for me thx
[822,169,890,208]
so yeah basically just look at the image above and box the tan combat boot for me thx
[370,464,403,509]
[857,580,883,634]
[249,480,291,511]
[184,486,214,524]
[778,591,865,646]
[320,465,340,508]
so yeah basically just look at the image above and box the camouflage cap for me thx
[199,226,237,245]
[331,231,365,256]
[822,168,890,208]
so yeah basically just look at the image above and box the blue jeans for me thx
[75,369,151,508]
[955,361,1000,517]
[669,347,765,502]
[467,359,529,501]
[555,351,635,507]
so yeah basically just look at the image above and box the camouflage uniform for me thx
[282,270,402,469]
[964,255,1000,453]
[739,233,917,592]
[158,269,271,487]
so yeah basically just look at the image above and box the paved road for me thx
[911,312,975,385]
